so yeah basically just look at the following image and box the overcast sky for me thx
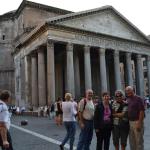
[0,0,150,35]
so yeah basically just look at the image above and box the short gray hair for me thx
[125,86,134,91]
[115,90,125,97]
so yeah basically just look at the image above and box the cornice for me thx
[48,24,150,47]
[13,23,48,55]
[14,21,150,54]
[0,10,16,21]
[14,0,72,19]
[46,6,111,24]
[0,0,72,21]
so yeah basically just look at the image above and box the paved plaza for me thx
[9,110,150,150]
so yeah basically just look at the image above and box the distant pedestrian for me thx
[94,92,113,150]
[60,93,77,150]
[112,90,129,150]
[16,106,20,115]
[125,86,145,150]
[0,90,14,150]
[46,106,50,118]
[77,89,95,150]
[20,106,25,115]
[55,98,63,126]
[50,103,55,120]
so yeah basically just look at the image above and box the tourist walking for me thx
[125,86,145,150]
[112,90,129,150]
[94,92,113,150]
[60,93,77,150]
[77,89,95,150]
[0,90,14,150]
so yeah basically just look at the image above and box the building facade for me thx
[1,0,150,108]
[0,0,71,105]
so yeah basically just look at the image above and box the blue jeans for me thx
[77,120,94,150]
[61,121,76,150]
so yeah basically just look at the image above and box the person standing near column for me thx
[77,89,95,150]
[125,86,145,150]
[60,93,77,150]
[94,92,113,150]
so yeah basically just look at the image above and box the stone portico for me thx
[14,5,150,107]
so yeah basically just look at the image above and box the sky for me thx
[0,0,150,35]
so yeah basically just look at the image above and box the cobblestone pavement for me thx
[9,109,150,150]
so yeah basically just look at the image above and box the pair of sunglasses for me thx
[115,95,122,98]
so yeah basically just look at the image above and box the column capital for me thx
[25,55,31,61]
[37,46,45,53]
[84,45,90,53]
[47,40,54,48]
[99,48,106,55]
[66,43,73,52]
[30,52,37,57]
[126,52,132,57]
[114,50,119,57]
[136,54,142,60]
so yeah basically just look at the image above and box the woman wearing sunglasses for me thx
[112,90,129,150]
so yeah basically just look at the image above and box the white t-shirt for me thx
[79,99,95,120]
[62,101,77,122]
[0,100,11,129]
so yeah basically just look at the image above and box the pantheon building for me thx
[0,0,150,107]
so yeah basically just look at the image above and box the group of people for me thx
[59,86,145,150]
[0,86,144,150]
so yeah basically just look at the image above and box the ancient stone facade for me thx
[0,0,71,104]
[1,0,150,107]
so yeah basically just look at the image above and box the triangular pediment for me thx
[47,6,149,44]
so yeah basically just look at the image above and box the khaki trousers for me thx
[129,121,144,150]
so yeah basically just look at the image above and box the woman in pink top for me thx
[94,92,113,150]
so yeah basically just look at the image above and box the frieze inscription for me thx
[75,34,150,54]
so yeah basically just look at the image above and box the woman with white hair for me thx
[112,90,129,150]
[59,93,77,150]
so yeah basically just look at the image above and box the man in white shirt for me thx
[77,89,95,150]
[0,90,13,150]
